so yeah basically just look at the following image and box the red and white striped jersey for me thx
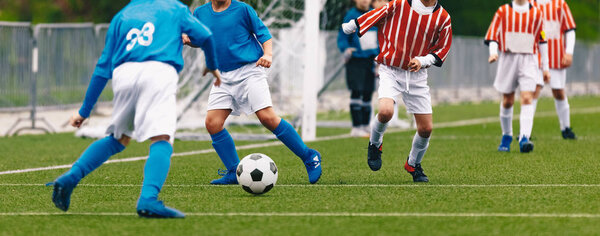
[355,0,452,70]
[485,3,546,54]
[532,0,576,69]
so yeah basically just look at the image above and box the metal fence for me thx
[1,21,599,134]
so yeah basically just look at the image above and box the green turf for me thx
[1,98,600,235]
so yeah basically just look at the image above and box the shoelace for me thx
[414,164,425,176]
[217,168,229,176]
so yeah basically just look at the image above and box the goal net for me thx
[77,0,411,140]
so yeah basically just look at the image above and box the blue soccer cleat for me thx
[304,149,322,184]
[497,135,512,152]
[46,178,76,212]
[210,167,238,185]
[519,137,534,153]
[136,198,185,218]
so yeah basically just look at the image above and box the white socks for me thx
[519,104,535,140]
[500,105,513,136]
[554,98,571,130]
[531,99,538,114]
[370,114,389,146]
[408,132,430,166]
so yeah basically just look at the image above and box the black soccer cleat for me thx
[562,127,577,140]
[367,142,382,171]
[404,158,429,182]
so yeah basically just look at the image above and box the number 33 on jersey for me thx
[126,22,155,51]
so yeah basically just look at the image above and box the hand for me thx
[343,48,356,63]
[203,67,222,87]
[182,34,191,45]
[69,113,86,128]
[408,58,422,72]
[342,20,357,34]
[561,54,573,67]
[256,54,272,68]
[543,70,551,83]
[374,64,380,78]
[488,54,498,63]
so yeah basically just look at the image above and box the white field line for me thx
[1,106,599,176]
[1,212,600,218]
[1,183,600,188]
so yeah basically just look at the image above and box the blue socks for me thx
[140,141,173,200]
[273,119,310,161]
[211,129,240,171]
[58,135,125,186]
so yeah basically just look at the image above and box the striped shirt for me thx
[532,0,576,69]
[485,3,546,55]
[355,0,452,70]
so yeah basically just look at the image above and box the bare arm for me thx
[256,39,273,68]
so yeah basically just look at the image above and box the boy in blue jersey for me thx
[47,0,220,218]
[184,0,322,185]
[337,0,379,138]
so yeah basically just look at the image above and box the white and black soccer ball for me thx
[236,153,278,194]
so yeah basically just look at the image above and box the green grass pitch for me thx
[0,96,599,235]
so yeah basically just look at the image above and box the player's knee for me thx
[552,90,565,100]
[417,125,433,138]
[205,116,225,134]
[150,135,170,143]
[258,114,281,131]
[118,135,131,146]
[377,107,394,123]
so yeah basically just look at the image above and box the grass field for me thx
[1,96,599,235]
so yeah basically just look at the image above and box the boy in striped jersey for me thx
[531,0,577,139]
[342,0,452,182]
[485,0,550,153]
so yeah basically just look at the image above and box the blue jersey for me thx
[94,0,217,79]
[193,0,272,72]
[79,0,218,118]
[337,7,379,58]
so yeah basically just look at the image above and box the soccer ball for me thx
[236,153,278,195]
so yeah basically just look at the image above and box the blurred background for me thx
[1,0,598,40]
[0,0,598,138]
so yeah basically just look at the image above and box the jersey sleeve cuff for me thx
[430,53,443,67]
[484,40,497,46]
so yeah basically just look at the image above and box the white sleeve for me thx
[565,30,576,55]
[539,43,550,71]
[489,41,499,56]
[342,19,358,35]
[415,54,437,68]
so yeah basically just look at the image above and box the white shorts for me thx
[207,63,273,116]
[494,53,538,94]
[548,69,567,89]
[534,68,567,89]
[377,65,432,114]
[108,61,178,143]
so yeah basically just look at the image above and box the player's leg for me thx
[367,65,401,171]
[550,69,575,139]
[136,135,184,218]
[48,65,139,211]
[494,52,518,152]
[518,90,535,152]
[206,109,240,185]
[400,72,432,182]
[346,58,365,136]
[404,114,432,182]
[516,54,539,153]
[131,61,183,218]
[498,93,515,152]
[361,61,376,134]
[48,134,128,211]
[350,90,365,136]
[256,107,322,184]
